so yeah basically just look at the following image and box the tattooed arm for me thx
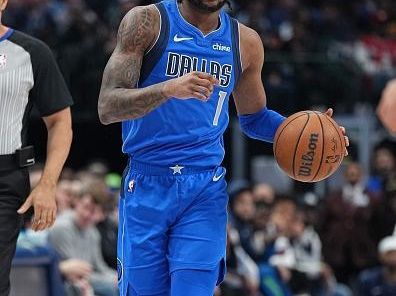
[98,5,218,125]
[98,6,163,124]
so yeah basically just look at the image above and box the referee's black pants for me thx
[0,167,30,296]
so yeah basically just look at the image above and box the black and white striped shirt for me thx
[0,29,73,155]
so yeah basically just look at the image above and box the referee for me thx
[0,0,73,295]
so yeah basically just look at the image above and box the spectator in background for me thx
[96,172,121,270]
[228,181,258,260]
[222,226,260,296]
[258,198,297,296]
[291,209,351,296]
[252,183,276,261]
[55,176,84,227]
[266,198,315,295]
[268,198,296,241]
[301,192,322,230]
[321,162,377,284]
[56,179,78,215]
[86,161,109,179]
[370,149,396,244]
[341,162,371,207]
[48,180,117,296]
[96,190,118,270]
[253,182,275,231]
[357,235,396,295]
[253,183,275,207]
[291,209,322,292]
[367,146,396,196]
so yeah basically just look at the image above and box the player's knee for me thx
[126,285,168,296]
[170,264,223,296]
[120,266,169,296]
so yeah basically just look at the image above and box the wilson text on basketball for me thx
[298,133,319,176]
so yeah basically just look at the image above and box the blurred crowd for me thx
[14,143,396,296]
[235,0,396,113]
[3,0,396,115]
[18,162,120,296]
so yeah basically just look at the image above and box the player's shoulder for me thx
[238,23,262,45]
[118,4,160,52]
[121,4,160,32]
[123,4,159,19]
[236,23,264,70]
[9,30,52,56]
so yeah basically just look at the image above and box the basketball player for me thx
[98,0,348,295]
[378,78,396,133]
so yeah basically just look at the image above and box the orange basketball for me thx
[273,111,345,182]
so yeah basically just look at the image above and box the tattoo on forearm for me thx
[99,6,167,123]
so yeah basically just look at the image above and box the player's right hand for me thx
[163,71,219,101]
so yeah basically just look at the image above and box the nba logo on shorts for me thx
[0,54,6,69]
[128,180,135,193]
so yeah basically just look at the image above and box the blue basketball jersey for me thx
[122,0,242,167]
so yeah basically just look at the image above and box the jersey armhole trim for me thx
[145,5,162,56]
[230,18,242,86]
[138,2,170,86]
[238,22,243,72]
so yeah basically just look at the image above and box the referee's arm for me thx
[18,110,72,231]
[16,37,73,231]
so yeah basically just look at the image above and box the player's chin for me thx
[203,0,221,5]
[201,0,225,10]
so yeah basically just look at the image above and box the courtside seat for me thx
[10,246,65,296]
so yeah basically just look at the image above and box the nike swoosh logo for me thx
[213,172,225,182]
[174,34,193,42]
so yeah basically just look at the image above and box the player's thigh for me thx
[170,263,222,296]
[168,169,228,272]
[118,173,176,295]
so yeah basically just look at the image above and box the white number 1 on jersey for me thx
[213,91,227,126]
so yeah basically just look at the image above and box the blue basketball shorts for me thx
[117,161,228,295]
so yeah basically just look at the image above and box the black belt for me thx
[0,146,35,171]
[0,154,19,171]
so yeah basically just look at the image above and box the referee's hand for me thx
[17,183,57,231]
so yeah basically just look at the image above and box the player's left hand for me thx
[325,108,349,156]
[17,183,57,231]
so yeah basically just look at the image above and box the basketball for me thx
[274,111,345,182]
